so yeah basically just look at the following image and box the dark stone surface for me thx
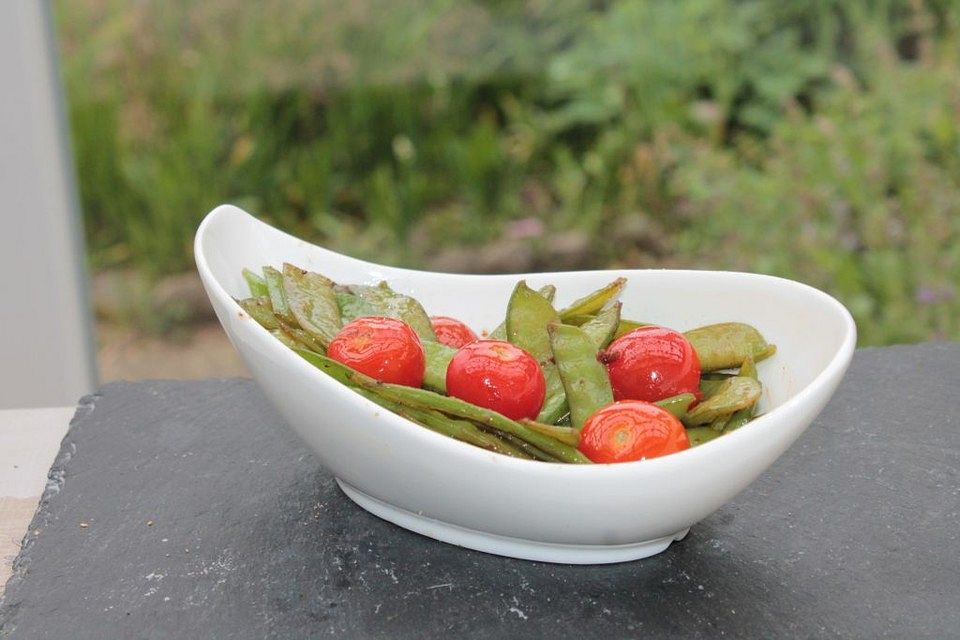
[2,343,958,639]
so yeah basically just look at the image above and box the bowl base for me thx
[337,479,689,565]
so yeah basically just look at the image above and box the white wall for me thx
[0,1,96,408]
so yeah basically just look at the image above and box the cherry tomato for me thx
[327,317,425,387]
[445,340,545,420]
[600,326,701,402]
[578,401,690,463]
[430,315,478,349]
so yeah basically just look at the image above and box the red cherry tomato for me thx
[445,340,545,420]
[600,326,701,402]
[578,401,690,463]
[327,317,425,387]
[430,316,478,349]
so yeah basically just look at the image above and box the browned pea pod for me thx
[548,322,614,430]
[294,349,591,464]
[683,376,762,426]
[557,277,626,321]
[506,281,567,425]
[684,322,776,372]
[282,263,341,347]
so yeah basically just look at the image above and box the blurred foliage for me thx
[55,0,959,344]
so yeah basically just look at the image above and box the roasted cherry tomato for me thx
[430,315,478,349]
[578,401,690,463]
[327,317,425,387]
[445,340,545,420]
[600,326,701,402]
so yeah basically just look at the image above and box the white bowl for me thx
[195,204,856,564]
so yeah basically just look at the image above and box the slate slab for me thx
[1,343,958,639]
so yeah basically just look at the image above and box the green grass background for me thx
[55,0,960,345]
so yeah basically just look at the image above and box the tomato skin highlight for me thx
[601,326,701,402]
[327,317,425,387]
[430,316,479,349]
[578,401,690,463]
[445,340,546,420]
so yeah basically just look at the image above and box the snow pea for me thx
[335,291,379,325]
[262,266,296,324]
[548,322,613,430]
[686,427,722,447]
[422,340,457,393]
[654,392,697,420]
[684,376,762,426]
[579,303,621,349]
[489,284,555,340]
[282,263,341,347]
[506,281,568,424]
[347,282,437,342]
[242,268,269,298]
[613,318,652,339]
[238,296,279,330]
[722,356,760,433]
[684,322,776,372]
[557,277,626,321]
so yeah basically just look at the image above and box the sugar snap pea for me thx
[506,281,568,425]
[348,282,437,342]
[557,277,626,321]
[243,268,269,298]
[282,263,341,346]
[684,376,762,426]
[684,322,776,372]
[548,322,613,430]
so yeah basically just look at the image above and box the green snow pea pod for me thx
[282,263,341,347]
[723,356,761,433]
[422,340,457,393]
[238,296,279,330]
[613,318,652,339]
[489,284,555,340]
[242,268,269,298]
[506,281,567,425]
[262,266,296,325]
[557,277,626,321]
[335,291,380,325]
[295,350,590,463]
[684,376,762,426]
[548,322,613,430]
[684,322,776,372]
[347,281,437,342]
[686,427,722,447]
[579,303,621,349]
[654,392,697,420]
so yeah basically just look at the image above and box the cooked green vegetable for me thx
[238,296,279,330]
[422,340,456,393]
[263,266,295,324]
[686,427,723,447]
[654,392,698,420]
[685,322,776,372]
[557,277,626,321]
[579,303,621,349]
[506,281,568,424]
[722,356,761,433]
[347,281,437,342]
[684,376,763,426]
[549,322,613,430]
[489,284,555,340]
[243,268,269,298]
[282,263,341,346]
